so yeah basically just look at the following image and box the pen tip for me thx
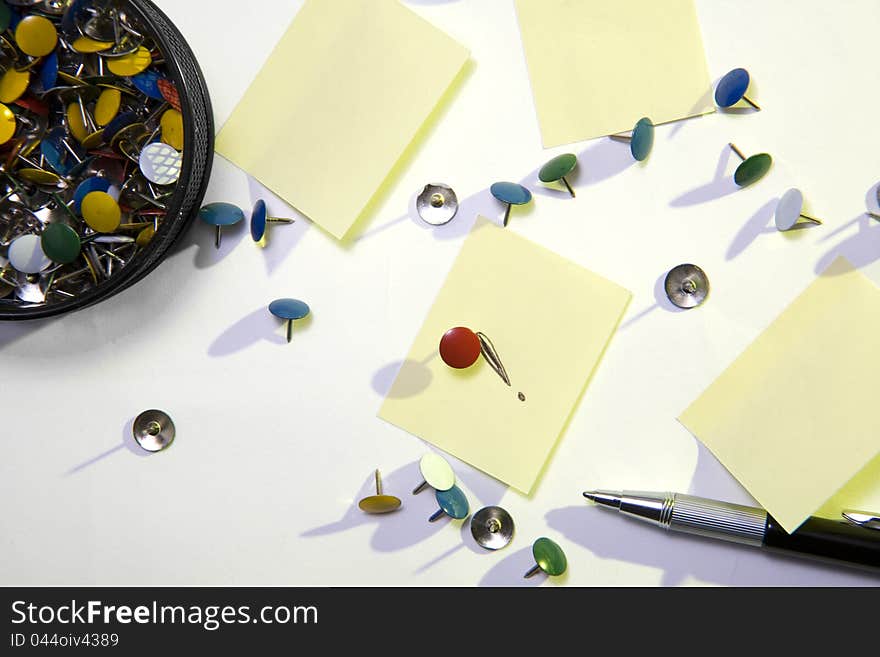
[583,491,597,502]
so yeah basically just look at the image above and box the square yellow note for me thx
[379,219,631,493]
[514,0,713,146]
[215,0,469,240]
[680,257,880,532]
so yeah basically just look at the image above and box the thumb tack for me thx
[132,409,175,452]
[524,537,567,578]
[665,263,709,309]
[428,484,469,522]
[439,326,523,399]
[412,452,455,494]
[490,182,532,227]
[416,183,458,226]
[728,143,772,187]
[250,199,295,243]
[470,506,514,550]
[775,188,822,231]
[358,469,402,514]
[609,116,654,161]
[41,223,81,264]
[538,153,577,197]
[268,298,310,342]
[198,202,244,249]
[8,234,51,274]
[715,68,761,111]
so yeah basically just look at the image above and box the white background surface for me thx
[3,0,880,586]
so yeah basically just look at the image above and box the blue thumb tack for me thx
[490,182,532,227]
[250,199,295,242]
[429,484,469,522]
[610,116,654,161]
[715,68,760,110]
[198,202,244,249]
[269,298,310,342]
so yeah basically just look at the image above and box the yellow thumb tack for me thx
[0,104,17,145]
[82,191,122,233]
[107,46,152,76]
[0,69,30,104]
[15,15,58,58]
[358,469,402,514]
[160,108,184,151]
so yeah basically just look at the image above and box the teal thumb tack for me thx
[774,188,822,231]
[198,202,244,249]
[609,116,654,161]
[470,506,514,550]
[715,68,761,110]
[728,143,772,187]
[358,469,402,514]
[132,409,175,453]
[268,298,310,342]
[524,537,567,578]
[428,484,469,522]
[412,452,455,494]
[490,182,532,227]
[250,199,295,243]
[538,153,577,197]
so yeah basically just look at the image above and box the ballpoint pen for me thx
[583,490,880,572]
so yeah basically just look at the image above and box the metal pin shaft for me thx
[413,480,428,495]
[799,213,822,225]
[429,508,445,522]
[524,564,542,578]
[728,143,746,161]
[286,319,293,343]
[561,176,575,198]
[502,204,511,227]
[742,95,761,111]
[374,469,382,495]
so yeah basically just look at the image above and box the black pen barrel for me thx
[763,516,880,572]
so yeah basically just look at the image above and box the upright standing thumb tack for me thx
[774,188,822,231]
[715,68,761,111]
[416,183,458,226]
[358,469,402,514]
[665,264,709,309]
[538,153,577,197]
[609,117,654,161]
[412,453,455,494]
[728,143,772,188]
[471,506,515,550]
[428,485,469,522]
[132,409,175,452]
[199,202,244,249]
[524,537,567,578]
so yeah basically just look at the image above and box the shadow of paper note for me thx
[66,418,150,475]
[372,358,434,399]
[726,198,778,260]
[666,88,713,138]
[301,463,448,552]
[669,144,738,207]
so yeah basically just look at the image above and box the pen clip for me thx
[841,510,880,531]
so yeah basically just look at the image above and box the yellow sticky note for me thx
[680,257,880,532]
[379,219,631,493]
[215,0,469,240]
[514,0,713,147]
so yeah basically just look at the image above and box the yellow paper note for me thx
[680,257,880,532]
[215,0,469,240]
[514,0,713,147]
[379,219,631,493]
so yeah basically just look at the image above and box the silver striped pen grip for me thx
[669,494,766,547]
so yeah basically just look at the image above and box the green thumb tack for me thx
[538,153,577,197]
[728,143,772,187]
[524,537,567,578]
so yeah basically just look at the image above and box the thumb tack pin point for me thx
[524,537,567,578]
[665,263,709,309]
[609,116,654,161]
[416,183,458,226]
[198,202,244,249]
[775,188,822,231]
[358,469,402,514]
[251,199,295,242]
[490,182,532,227]
[470,506,515,550]
[412,453,455,494]
[728,143,772,187]
[429,484,469,522]
[715,68,761,111]
[132,409,175,452]
[538,153,577,197]
[268,298,310,342]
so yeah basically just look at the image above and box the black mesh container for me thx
[0,0,213,320]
